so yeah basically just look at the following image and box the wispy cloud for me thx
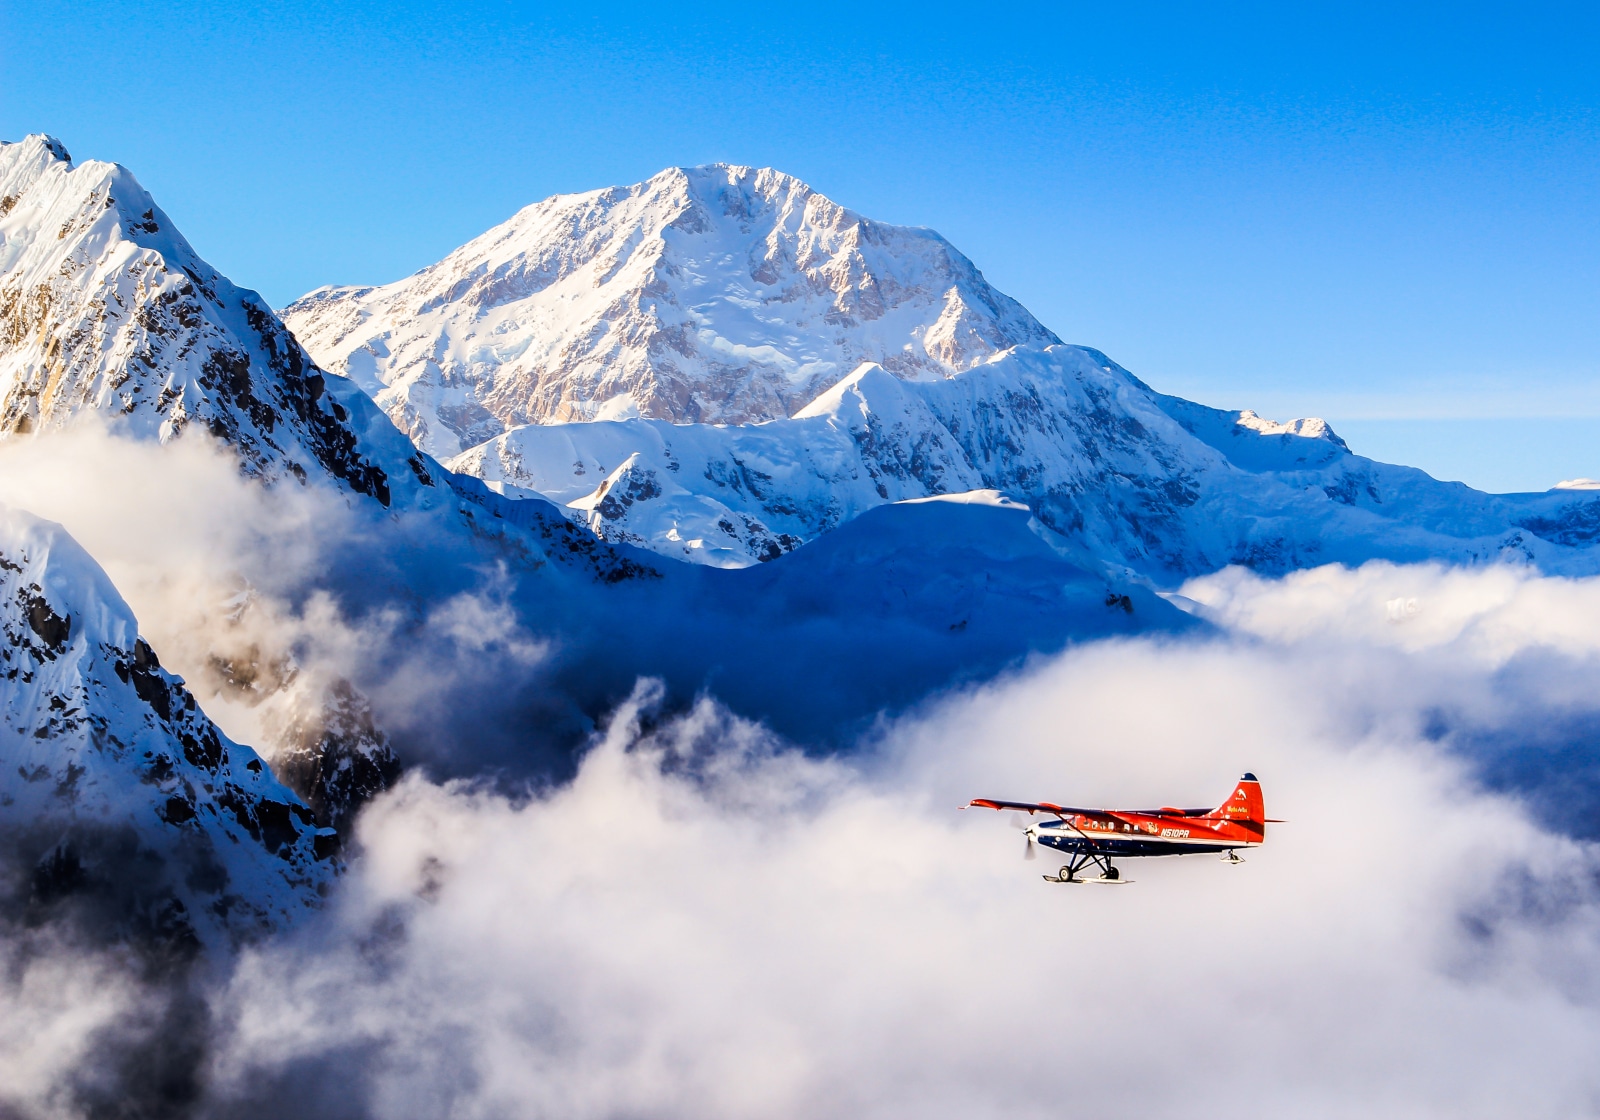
[0,424,555,772]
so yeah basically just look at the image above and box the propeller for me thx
[1010,811,1038,861]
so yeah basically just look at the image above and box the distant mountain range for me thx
[283,163,1600,578]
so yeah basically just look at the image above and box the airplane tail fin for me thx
[1216,773,1266,830]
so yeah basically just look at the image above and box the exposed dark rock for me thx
[267,678,402,838]
[254,800,299,854]
[23,589,70,652]
[160,795,196,824]
[1519,500,1600,547]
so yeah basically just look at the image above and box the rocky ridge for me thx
[0,136,674,841]
[0,134,432,838]
[453,346,1600,577]
[0,134,429,505]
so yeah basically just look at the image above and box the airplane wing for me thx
[967,799,1282,824]
[965,798,1106,816]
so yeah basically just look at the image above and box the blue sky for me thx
[3,1,1597,491]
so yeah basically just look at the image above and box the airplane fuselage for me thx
[1032,811,1261,859]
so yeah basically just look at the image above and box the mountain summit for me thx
[0,134,415,504]
[282,165,1059,457]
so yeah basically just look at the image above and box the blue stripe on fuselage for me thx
[1036,834,1237,858]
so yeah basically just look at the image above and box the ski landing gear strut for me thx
[1043,847,1129,885]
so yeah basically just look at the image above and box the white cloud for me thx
[1184,560,1600,663]
[201,564,1600,1118]
[0,937,136,1120]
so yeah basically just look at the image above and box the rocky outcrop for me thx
[259,677,400,839]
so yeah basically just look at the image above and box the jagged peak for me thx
[0,136,408,508]
[0,501,330,946]
[675,163,834,207]
[0,132,72,169]
[454,161,942,270]
[1235,409,1349,449]
[794,362,911,419]
[583,163,828,206]
[0,134,78,211]
[0,138,208,270]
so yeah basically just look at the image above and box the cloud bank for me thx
[181,561,1600,1119]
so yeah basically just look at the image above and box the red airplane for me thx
[965,773,1275,884]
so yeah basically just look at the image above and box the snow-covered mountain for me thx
[283,161,1600,579]
[281,165,1059,458]
[0,134,465,840]
[449,360,981,567]
[542,488,1193,744]
[0,134,427,507]
[0,136,659,836]
[0,503,328,950]
[451,346,1600,576]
